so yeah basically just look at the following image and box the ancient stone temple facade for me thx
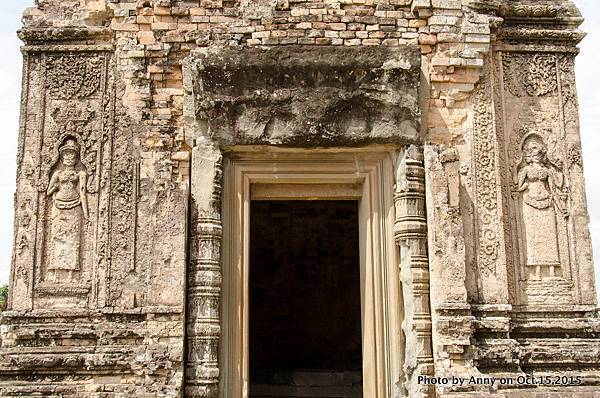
[1,0,599,397]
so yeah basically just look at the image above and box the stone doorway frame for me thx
[220,147,403,398]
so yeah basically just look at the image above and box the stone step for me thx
[251,370,363,397]
[251,384,363,398]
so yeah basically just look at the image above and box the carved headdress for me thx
[522,134,547,163]
[514,133,558,185]
[49,136,87,175]
[58,138,80,154]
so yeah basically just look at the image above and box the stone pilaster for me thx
[423,144,482,396]
[394,145,435,398]
[187,142,223,398]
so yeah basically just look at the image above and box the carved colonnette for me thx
[394,145,434,398]
[187,143,223,397]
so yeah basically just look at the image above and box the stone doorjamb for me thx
[218,146,402,398]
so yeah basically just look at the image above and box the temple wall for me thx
[1,0,598,397]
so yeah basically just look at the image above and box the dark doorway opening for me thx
[249,200,363,398]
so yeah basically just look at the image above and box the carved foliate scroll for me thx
[558,54,580,134]
[473,74,501,278]
[46,54,103,100]
[394,145,434,398]
[502,53,558,97]
[106,101,138,308]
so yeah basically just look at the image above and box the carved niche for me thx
[500,51,579,304]
[27,51,115,307]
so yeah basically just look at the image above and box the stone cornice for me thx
[498,1,581,19]
[498,25,586,43]
[465,0,584,44]
[17,26,112,45]
[463,0,503,14]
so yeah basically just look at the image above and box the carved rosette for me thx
[394,145,434,398]
[186,147,223,398]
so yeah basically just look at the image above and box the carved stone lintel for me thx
[18,27,112,45]
[394,145,434,398]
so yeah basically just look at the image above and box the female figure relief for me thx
[46,138,88,282]
[516,134,566,280]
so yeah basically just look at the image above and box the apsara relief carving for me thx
[515,134,567,279]
[500,51,579,303]
[45,137,89,282]
[18,50,116,305]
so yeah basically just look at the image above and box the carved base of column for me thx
[185,384,219,398]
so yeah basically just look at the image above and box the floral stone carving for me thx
[502,53,558,97]
[46,54,103,100]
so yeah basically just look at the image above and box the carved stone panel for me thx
[471,58,510,304]
[11,50,114,309]
[499,51,592,306]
